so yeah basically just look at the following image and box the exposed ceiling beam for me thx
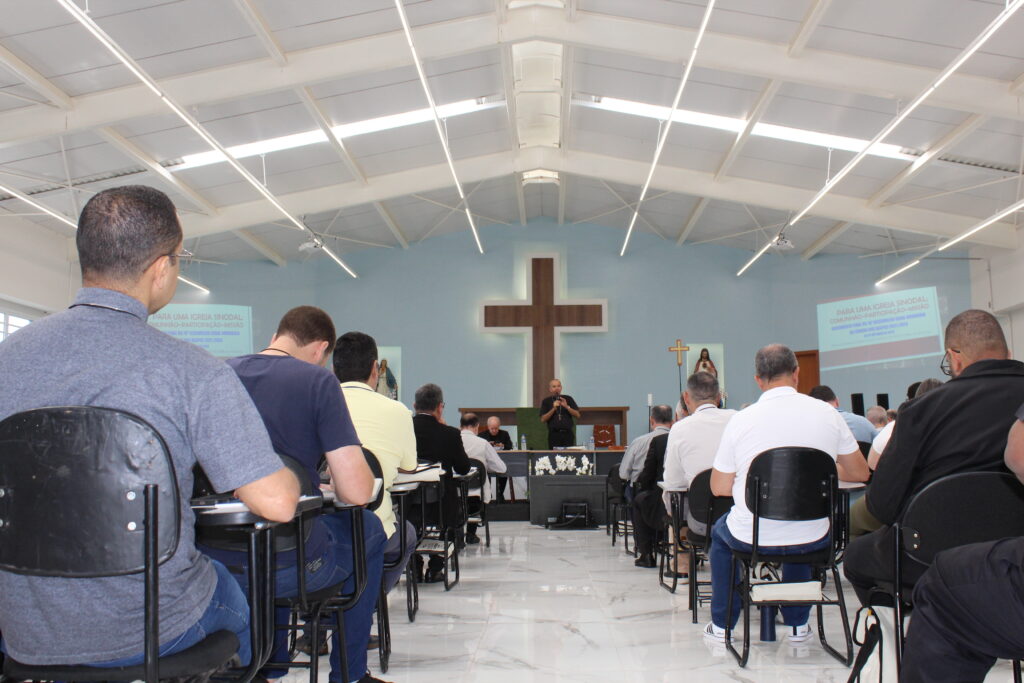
[232,228,288,266]
[801,221,853,260]
[295,87,366,184]
[676,196,709,244]
[410,192,510,226]
[788,0,833,58]
[174,147,1017,249]
[231,0,287,66]
[97,127,217,215]
[0,43,73,110]
[599,180,664,238]
[373,201,410,249]
[558,176,567,225]
[559,45,574,153]
[867,114,986,208]
[516,173,527,225]
[1011,70,1024,95]
[4,9,1024,147]
[715,80,779,180]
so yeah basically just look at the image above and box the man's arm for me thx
[449,429,473,475]
[235,467,301,522]
[866,405,922,524]
[483,442,507,474]
[565,396,581,419]
[618,439,639,481]
[710,468,735,497]
[1004,419,1024,484]
[836,448,870,482]
[325,444,375,505]
[540,398,556,423]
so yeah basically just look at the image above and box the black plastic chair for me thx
[376,481,419,673]
[677,469,733,623]
[412,468,461,591]
[857,441,872,458]
[658,489,685,594]
[724,447,852,668]
[605,469,633,553]
[463,466,491,547]
[0,407,240,683]
[890,471,1024,675]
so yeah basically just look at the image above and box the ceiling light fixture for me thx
[173,99,497,172]
[736,237,777,277]
[56,0,358,278]
[620,0,717,257]
[937,195,1024,252]
[580,98,912,161]
[522,169,560,186]
[875,258,924,287]
[394,0,484,254]
[788,0,1024,229]
[176,274,211,294]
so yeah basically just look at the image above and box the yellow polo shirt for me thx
[341,381,418,537]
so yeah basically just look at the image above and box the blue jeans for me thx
[91,558,251,667]
[709,514,830,630]
[229,509,386,683]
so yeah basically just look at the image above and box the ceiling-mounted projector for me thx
[298,240,320,252]
[773,237,795,250]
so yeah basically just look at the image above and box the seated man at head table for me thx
[705,344,869,645]
[208,306,388,683]
[844,309,1024,608]
[482,415,514,500]
[458,412,508,544]
[0,185,299,668]
[333,330,418,593]
[411,383,472,582]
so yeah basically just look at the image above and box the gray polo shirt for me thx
[0,288,282,665]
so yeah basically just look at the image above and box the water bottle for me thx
[519,434,528,450]
[587,435,595,451]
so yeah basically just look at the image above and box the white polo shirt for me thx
[460,429,508,502]
[663,403,737,495]
[713,386,859,546]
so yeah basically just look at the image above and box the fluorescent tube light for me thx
[875,259,922,286]
[736,238,776,277]
[176,275,210,294]
[937,196,1024,252]
[173,100,496,172]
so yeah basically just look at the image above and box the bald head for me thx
[945,310,1008,365]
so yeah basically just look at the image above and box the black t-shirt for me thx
[482,428,513,451]
[540,394,579,431]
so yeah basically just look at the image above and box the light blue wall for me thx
[174,218,970,442]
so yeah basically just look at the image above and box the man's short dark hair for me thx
[333,331,377,383]
[945,309,1009,359]
[460,412,480,429]
[276,306,336,355]
[686,371,719,403]
[915,378,944,397]
[414,383,443,412]
[906,381,922,401]
[77,185,182,283]
[650,404,673,424]
[754,344,798,381]
[808,385,837,403]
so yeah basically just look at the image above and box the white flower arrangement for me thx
[531,454,595,476]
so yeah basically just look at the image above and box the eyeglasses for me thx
[940,348,960,377]
[169,248,194,267]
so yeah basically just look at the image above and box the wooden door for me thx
[795,350,820,394]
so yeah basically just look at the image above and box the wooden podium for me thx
[458,406,630,445]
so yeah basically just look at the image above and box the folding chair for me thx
[724,447,853,668]
[680,469,733,623]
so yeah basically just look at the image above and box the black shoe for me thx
[423,568,445,583]
[634,553,657,568]
[295,634,329,656]
[663,570,689,579]
[366,634,380,650]
[465,534,481,545]
[357,674,393,683]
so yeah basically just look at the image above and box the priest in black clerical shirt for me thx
[482,416,514,450]
[539,378,581,448]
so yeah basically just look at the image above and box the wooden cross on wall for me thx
[482,256,607,406]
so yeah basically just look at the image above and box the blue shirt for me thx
[226,354,361,560]
[0,288,282,664]
[839,409,879,443]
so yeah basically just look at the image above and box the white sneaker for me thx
[787,623,813,643]
[703,622,728,643]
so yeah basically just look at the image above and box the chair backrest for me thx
[744,447,837,522]
[901,470,1024,566]
[0,406,179,577]
[687,468,733,526]
[362,447,385,511]
[606,468,625,497]
[593,424,616,448]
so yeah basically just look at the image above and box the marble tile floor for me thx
[280,521,1018,683]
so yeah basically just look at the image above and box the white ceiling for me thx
[1,0,1023,276]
